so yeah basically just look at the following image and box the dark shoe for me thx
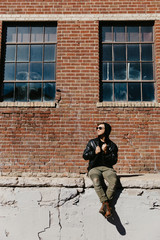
[99,201,112,218]
[99,202,107,216]
[104,201,112,218]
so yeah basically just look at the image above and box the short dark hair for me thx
[97,122,111,137]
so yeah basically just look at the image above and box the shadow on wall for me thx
[107,177,126,236]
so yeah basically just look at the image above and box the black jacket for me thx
[83,137,118,171]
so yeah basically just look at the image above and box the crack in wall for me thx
[57,188,62,240]
[38,211,51,240]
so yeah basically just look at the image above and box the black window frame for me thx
[1,21,57,102]
[99,21,155,102]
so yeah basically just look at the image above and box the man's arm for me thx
[83,140,97,160]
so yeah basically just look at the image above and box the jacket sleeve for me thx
[83,140,96,160]
[103,142,118,165]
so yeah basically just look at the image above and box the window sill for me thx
[97,101,160,108]
[0,101,57,108]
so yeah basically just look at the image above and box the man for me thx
[83,122,118,218]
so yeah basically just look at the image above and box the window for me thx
[2,23,57,102]
[100,22,155,102]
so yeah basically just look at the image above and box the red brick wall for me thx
[0,1,160,175]
[0,0,160,14]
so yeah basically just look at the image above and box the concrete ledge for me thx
[0,101,57,108]
[0,174,159,189]
[97,101,160,108]
[0,13,160,21]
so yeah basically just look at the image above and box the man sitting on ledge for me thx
[83,122,118,218]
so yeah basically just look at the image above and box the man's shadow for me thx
[102,177,126,236]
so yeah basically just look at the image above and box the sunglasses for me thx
[96,126,104,130]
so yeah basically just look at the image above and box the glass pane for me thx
[44,45,56,61]
[141,44,152,61]
[5,45,16,62]
[128,63,140,80]
[15,83,27,101]
[102,45,112,61]
[142,63,153,80]
[6,27,16,42]
[102,27,112,42]
[44,63,55,80]
[43,83,55,101]
[30,45,43,61]
[128,82,141,101]
[29,82,42,101]
[17,27,30,42]
[31,27,43,42]
[3,83,14,101]
[30,63,42,80]
[114,63,126,80]
[17,45,29,62]
[114,83,127,101]
[127,26,139,42]
[114,27,125,42]
[114,44,126,61]
[103,83,113,101]
[141,26,153,42]
[45,27,57,42]
[4,63,15,80]
[16,63,29,80]
[127,44,139,61]
[102,63,112,80]
[142,83,155,101]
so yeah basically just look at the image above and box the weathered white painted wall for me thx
[0,175,160,240]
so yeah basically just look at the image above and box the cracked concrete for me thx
[0,175,160,240]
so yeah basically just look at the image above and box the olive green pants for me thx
[89,166,117,203]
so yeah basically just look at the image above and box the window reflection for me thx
[114,44,126,61]
[103,83,113,101]
[127,44,139,61]
[29,82,42,101]
[127,26,139,42]
[114,27,125,42]
[4,63,15,81]
[142,63,153,80]
[128,63,140,80]
[102,45,112,61]
[3,83,14,101]
[141,44,152,61]
[30,45,43,61]
[31,27,43,42]
[128,83,141,101]
[43,83,55,101]
[5,45,16,62]
[142,83,154,101]
[114,83,127,101]
[16,63,29,81]
[102,63,112,80]
[44,63,55,80]
[17,27,30,42]
[44,45,56,61]
[6,27,16,42]
[30,63,42,80]
[45,27,57,42]
[17,45,29,62]
[114,63,126,80]
[141,26,153,42]
[15,83,27,101]
[102,26,112,42]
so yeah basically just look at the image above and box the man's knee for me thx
[106,172,117,187]
[92,177,101,187]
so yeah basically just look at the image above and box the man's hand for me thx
[102,143,107,154]
[95,146,101,154]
